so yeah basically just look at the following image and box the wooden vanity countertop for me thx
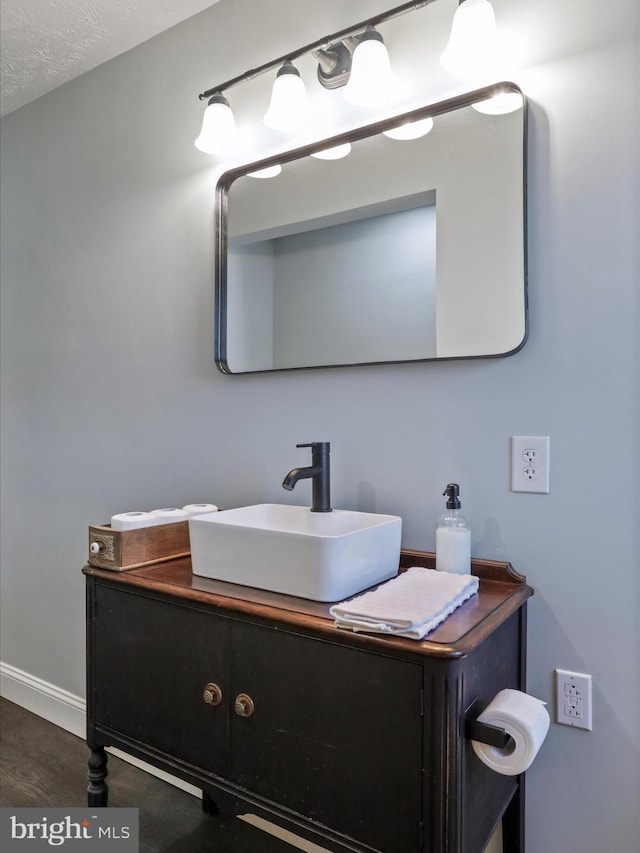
[83,549,533,660]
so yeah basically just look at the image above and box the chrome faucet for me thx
[282,442,331,513]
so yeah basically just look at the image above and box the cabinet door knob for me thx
[234,693,255,717]
[202,682,223,706]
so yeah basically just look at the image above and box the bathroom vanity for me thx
[84,550,532,853]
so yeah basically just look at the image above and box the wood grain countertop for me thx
[83,548,533,660]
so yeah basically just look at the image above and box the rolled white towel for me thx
[182,503,219,516]
[150,507,190,523]
[329,566,479,640]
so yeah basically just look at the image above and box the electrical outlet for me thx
[555,669,592,730]
[511,436,550,493]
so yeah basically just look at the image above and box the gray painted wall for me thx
[1,1,638,851]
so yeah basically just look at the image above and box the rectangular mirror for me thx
[215,83,527,374]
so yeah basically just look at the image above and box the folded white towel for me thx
[329,567,479,640]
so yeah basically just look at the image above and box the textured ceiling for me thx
[0,0,223,116]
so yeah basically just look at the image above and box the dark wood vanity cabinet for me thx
[85,552,532,853]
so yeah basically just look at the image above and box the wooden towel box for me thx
[88,521,190,571]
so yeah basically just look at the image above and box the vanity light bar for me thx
[194,1,515,156]
[197,1,436,102]
[194,2,443,152]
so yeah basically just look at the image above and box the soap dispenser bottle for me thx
[436,483,471,574]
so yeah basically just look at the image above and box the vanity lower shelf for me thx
[84,550,533,853]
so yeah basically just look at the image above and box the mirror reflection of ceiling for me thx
[218,87,526,374]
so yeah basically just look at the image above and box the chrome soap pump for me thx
[436,483,471,574]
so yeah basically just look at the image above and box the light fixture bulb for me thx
[343,27,396,106]
[194,93,236,155]
[247,165,282,179]
[310,143,352,160]
[264,61,308,132]
[383,117,434,140]
[440,0,502,78]
[472,91,523,115]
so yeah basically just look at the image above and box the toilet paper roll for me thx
[151,508,190,523]
[111,511,158,531]
[471,688,550,776]
[182,503,219,516]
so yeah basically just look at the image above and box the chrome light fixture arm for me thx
[197,0,436,101]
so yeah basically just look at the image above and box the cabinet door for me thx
[92,585,229,775]
[229,623,423,853]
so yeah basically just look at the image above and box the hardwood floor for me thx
[0,698,302,852]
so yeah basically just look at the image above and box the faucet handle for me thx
[296,442,330,452]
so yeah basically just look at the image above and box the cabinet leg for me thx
[502,776,525,853]
[87,747,109,807]
[202,791,219,816]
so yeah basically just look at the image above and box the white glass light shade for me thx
[311,143,352,160]
[343,30,396,106]
[383,117,434,140]
[440,0,501,77]
[247,165,282,179]
[472,91,523,115]
[264,63,308,132]
[194,95,236,155]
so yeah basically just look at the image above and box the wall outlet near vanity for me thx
[511,436,550,493]
[555,669,593,731]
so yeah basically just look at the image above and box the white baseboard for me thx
[1,661,86,738]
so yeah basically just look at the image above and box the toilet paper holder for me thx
[464,697,510,749]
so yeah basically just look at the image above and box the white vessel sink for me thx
[189,503,402,602]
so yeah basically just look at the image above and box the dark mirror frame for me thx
[214,81,527,375]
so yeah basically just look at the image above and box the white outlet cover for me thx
[555,668,593,730]
[511,436,550,493]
